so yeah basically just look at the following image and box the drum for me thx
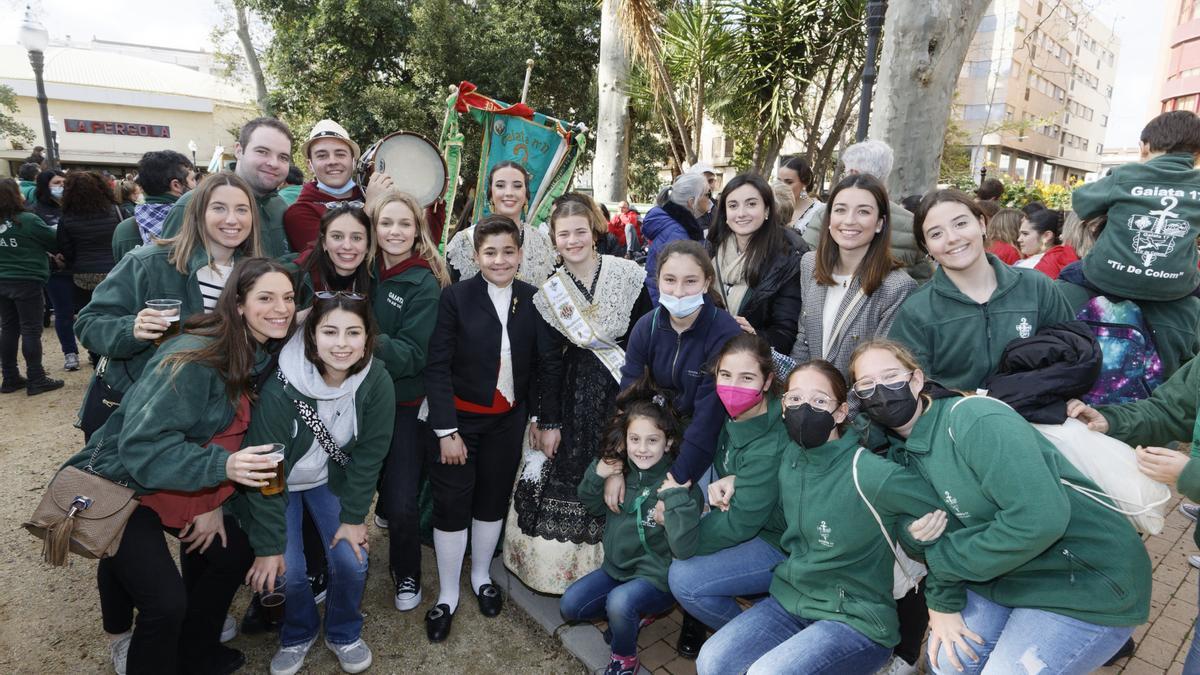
[357,131,448,207]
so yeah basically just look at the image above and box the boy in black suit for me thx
[423,215,557,642]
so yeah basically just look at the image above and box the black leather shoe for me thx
[425,603,454,642]
[1103,637,1136,666]
[675,613,708,660]
[476,583,503,617]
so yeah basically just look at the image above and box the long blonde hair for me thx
[367,190,450,288]
[162,172,264,274]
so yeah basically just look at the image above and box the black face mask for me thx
[783,403,838,449]
[859,385,919,428]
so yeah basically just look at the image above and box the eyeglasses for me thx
[782,390,838,412]
[314,290,366,301]
[850,370,913,399]
[323,200,365,211]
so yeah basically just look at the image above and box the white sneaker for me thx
[877,655,918,675]
[374,514,389,529]
[219,614,237,643]
[269,635,317,675]
[110,632,131,675]
[1189,554,1200,570]
[326,638,373,674]
[395,576,422,611]
[64,353,80,371]
[1181,502,1200,522]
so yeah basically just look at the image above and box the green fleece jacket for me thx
[1075,153,1200,301]
[75,244,248,394]
[371,261,441,403]
[578,456,703,592]
[112,194,178,264]
[63,334,269,494]
[891,396,1150,627]
[696,396,789,556]
[0,212,56,282]
[227,362,395,556]
[771,429,944,648]
[19,180,36,204]
[1099,356,1200,549]
[159,187,291,258]
[889,254,1074,391]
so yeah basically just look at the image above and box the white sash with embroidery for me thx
[540,272,626,382]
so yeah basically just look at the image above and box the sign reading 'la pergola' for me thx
[64,119,171,138]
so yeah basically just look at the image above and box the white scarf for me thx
[277,328,371,491]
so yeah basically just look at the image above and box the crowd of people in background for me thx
[4,108,1200,675]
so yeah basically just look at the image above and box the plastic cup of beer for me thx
[260,443,287,496]
[145,299,182,345]
[260,584,286,623]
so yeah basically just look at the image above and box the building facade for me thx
[0,41,253,177]
[1161,1,1200,112]
[953,0,1120,185]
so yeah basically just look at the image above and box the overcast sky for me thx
[0,0,1171,152]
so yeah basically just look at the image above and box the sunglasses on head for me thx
[314,290,366,301]
[323,200,365,211]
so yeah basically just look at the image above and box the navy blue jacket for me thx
[619,298,742,482]
[643,201,704,304]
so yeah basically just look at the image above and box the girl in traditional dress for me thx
[443,161,556,284]
[505,193,651,594]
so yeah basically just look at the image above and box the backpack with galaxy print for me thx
[1077,295,1164,405]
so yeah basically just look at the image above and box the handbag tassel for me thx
[44,515,75,567]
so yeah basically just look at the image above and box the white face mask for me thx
[659,291,705,318]
[50,186,64,199]
[316,178,356,196]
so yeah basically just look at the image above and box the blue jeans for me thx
[45,273,77,355]
[1180,580,1200,674]
[560,569,676,656]
[697,596,891,675]
[669,536,785,630]
[929,590,1133,675]
[281,483,369,646]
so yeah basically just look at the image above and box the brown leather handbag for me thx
[24,441,139,567]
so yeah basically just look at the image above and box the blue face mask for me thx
[50,185,64,199]
[659,291,705,319]
[316,178,356,196]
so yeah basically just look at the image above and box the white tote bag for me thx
[852,448,927,599]
[1032,417,1172,535]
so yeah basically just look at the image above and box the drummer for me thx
[444,161,556,284]
[284,119,389,253]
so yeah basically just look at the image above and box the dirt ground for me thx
[0,332,582,674]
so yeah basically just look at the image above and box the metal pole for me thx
[856,0,886,142]
[27,49,56,169]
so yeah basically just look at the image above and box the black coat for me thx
[721,229,809,353]
[424,274,560,429]
[982,320,1101,424]
[58,207,121,274]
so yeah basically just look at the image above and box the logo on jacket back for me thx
[1016,317,1032,339]
[943,490,971,520]
[817,521,834,548]
[1128,195,1189,268]
[0,220,9,235]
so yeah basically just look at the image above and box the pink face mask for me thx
[716,385,764,418]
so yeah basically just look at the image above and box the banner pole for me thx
[520,59,534,104]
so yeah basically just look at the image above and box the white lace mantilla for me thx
[533,255,646,342]
[445,224,557,284]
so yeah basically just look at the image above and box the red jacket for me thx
[988,241,1021,265]
[607,211,641,248]
[283,181,366,253]
[1034,244,1079,280]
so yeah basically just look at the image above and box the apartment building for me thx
[953,0,1120,184]
[1161,1,1200,112]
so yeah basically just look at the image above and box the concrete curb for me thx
[491,558,654,674]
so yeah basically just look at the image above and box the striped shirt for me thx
[196,263,233,312]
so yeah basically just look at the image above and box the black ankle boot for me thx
[675,612,708,660]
